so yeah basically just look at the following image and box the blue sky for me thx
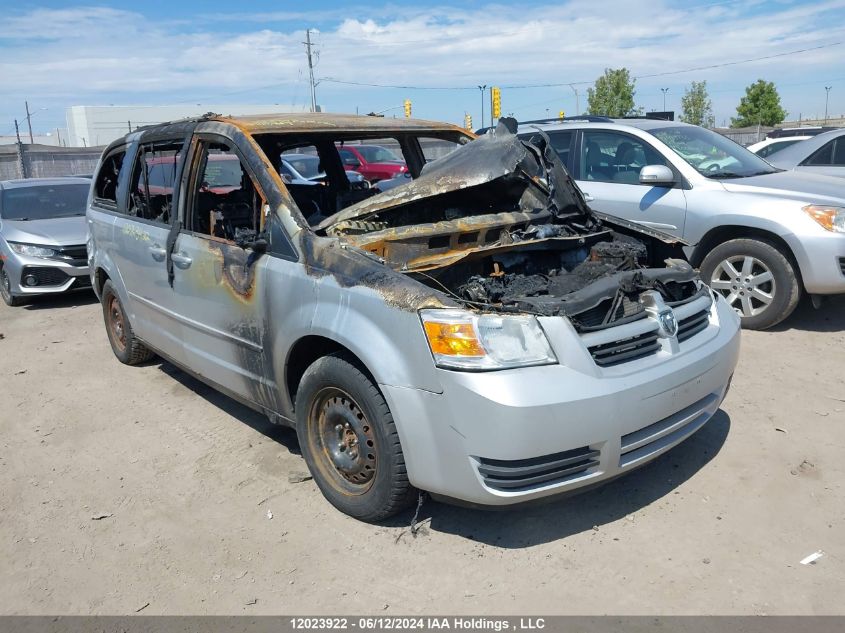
[1,0,844,140]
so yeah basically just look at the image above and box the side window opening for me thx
[129,141,185,224]
[580,131,666,183]
[94,149,126,207]
[191,141,265,243]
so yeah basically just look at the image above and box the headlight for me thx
[420,309,557,370]
[8,242,58,258]
[803,205,845,232]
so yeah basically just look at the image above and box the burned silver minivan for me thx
[87,113,740,521]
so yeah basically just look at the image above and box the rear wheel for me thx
[101,280,155,364]
[295,353,416,521]
[0,267,25,307]
[700,238,800,330]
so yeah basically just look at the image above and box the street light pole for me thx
[660,88,669,112]
[478,85,487,129]
[25,101,34,143]
[824,86,832,124]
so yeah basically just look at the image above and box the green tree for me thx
[680,80,715,128]
[587,68,640,117]
[731,79,787,127]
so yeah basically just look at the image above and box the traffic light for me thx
[404,99,412,118]
[559,110,565,119]
[464,113,473,130]
[491,87,501,119]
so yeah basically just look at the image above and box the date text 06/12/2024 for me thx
[289,617,547,630]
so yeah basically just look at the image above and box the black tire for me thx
[101,280,155,365]
[0,266,26,307]
[700,238,800,330]
[295,353,416,522]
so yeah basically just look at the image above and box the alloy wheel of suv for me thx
[708,255,775,318]
[701,238,800,330]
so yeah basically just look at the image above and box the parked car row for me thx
[516,116,845,330]
[1,112,842,524]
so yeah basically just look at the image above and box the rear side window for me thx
[803,139,845,166]
[756,139,799,158]
[128,140,186,224]
[93,149,126,208]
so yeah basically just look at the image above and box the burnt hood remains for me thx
[318,122,700,327]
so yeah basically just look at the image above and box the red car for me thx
[336,144,407,183]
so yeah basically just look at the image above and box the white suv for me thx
[517,117,845,329]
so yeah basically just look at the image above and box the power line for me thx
[319,78,477,90]
[320,40,844,92]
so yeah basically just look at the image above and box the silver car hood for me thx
[0,216,88,246]
[719,170,845,204]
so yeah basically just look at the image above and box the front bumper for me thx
[2,251,90,297]
[787,231,845,294]
[382,295,741,506]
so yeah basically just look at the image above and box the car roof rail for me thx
[475,115,613,134]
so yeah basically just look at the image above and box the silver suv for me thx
[517,117,845,329]
[87,113,739,521]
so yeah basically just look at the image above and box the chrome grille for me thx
[588,328,660,367]
[677,309,709,342]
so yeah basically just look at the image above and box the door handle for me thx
[583,192,595,202]
[171,252,193,269]
[149,244,166,261]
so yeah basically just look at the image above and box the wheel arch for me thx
[94,267,110,299]
[690,225,803,286]
[284,335,376,416]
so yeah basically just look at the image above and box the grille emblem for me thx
[656,309,678,338]
[640,290,679,339]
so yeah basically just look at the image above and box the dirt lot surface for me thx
[1,292,843,615]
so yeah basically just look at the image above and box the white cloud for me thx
[1,0,844,132]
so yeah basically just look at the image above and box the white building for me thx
[65,104,312,147]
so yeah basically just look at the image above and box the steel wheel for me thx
[106,294,127,353]
[310,387,378,494]
[709,255,775,318]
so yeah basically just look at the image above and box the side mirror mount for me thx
[639,164,675,186]
[235,231,269,254]
[250,237,268,254]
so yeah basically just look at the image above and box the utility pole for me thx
[14,119,27,178]
[569,85,579,116]
[661,88,669,112]
[478,85,487,130]
[304,29,317,113]
[25,101,34,143]
[824,86,832,124]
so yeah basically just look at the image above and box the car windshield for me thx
[650,126,778,179]
[286,155,322,179]
[1,183,89,220]
[357,146,401,163]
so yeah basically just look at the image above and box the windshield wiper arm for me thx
[707,171,744,179]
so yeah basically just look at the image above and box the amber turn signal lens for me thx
[423,321,486,357]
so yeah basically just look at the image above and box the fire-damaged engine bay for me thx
[317,122,708,331]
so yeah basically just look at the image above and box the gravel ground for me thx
[1,292,843,615]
